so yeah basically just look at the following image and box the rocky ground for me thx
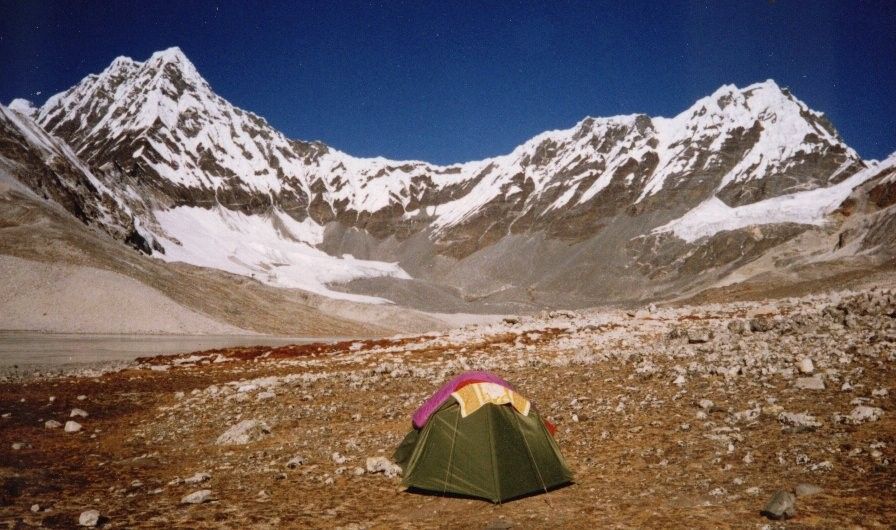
[1,286,895,528]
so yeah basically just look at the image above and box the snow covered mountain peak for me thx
[7,98,37,118]
[12,47,880,305]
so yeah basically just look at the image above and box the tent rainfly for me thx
[393,371,572,503]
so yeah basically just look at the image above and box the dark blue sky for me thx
[2,1,894,163]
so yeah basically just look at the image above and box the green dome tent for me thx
[393,372,572,503]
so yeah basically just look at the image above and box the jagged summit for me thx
[7,98,37,118]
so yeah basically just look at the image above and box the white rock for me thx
[842,406,883,425]
[286,455,305,469]
[78,509,100,527]
[45,420,62,429]
[778,412,821,429]
[65,421,83,433]
[797,358,814,374]
[181,489,213,504]
[70,408,88,418]
[77,395,87,401]
[332,452,347,465]
[30,504,40,513]
[183,472,211,484]
[365,456,402,478]
[698,399,715,410]
[673,374,686,386]
[794,376,825,390]
[215,420,270,445]
[11,442,24,450]
[256,391,275,400]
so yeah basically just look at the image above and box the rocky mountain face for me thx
[3,47,892,309]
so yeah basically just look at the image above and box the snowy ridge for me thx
[0,104,133,232]
[14,48,883,302]
[35,50,861,236]
[640,81,854,200]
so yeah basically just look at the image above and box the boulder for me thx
[215,420,270,445]
[365,456,402,478]
[796,358,814,374]
[794,376,825,390]
[78,509,100,527]
[181,489,213,504]
[687,329,711,344]
[64,421,83,433]
[761,490,796,520]
[794,483,823,497]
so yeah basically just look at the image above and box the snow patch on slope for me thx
[655,159,889,243]
[153,206,410,303]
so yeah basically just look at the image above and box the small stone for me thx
[485,519,514,529]
[256,391,275,400]
[749,317,774,333]
[761,490,796,520]
[332,452,347,465]
[673,374,686,386]
[30,504,40,513]
[698,399,715,410]
[842,405,883,425]
[687,329,711,344]
[181,489,213,504]
[78,509,100,527]
[183,472,211,484]
[778,412,821,429]
[365,456,402,478]
[794,376,825,390]
[215,420,270,445]
[77,395,87,401]
[70,408,89,418]
[794,483,822,497]
[286,455,305,469]
[727,319,749,334]
[65,421,83,433]
[45,420,62,429]
[797,358,814,374]
[11,442,24,450]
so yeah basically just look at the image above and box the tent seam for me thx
[442,405,460,494]
[486,405,501,503]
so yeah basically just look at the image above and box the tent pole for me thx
[513,410,549,497]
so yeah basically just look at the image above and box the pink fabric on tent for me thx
[411,371,514,428]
